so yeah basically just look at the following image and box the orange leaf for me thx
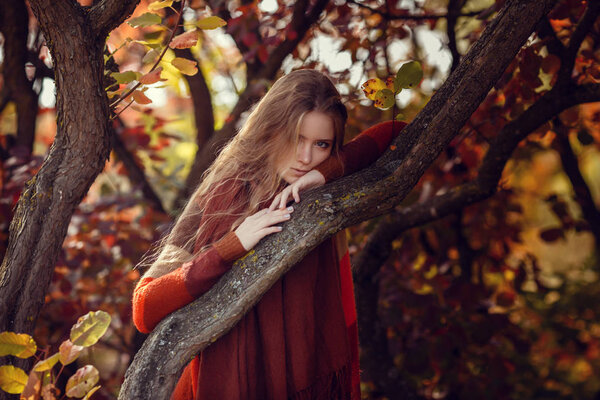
[169,30,199,49]
[139,67,163,85]
[132,91,152,105]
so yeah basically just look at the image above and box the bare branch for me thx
[119,1,555,398]
[559,1,600,81]
[112,119,166,214]
[553,119,600,247]
[446,0,465,72]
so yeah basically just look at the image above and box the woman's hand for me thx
[234,207,294,251]
[269,170,326,211]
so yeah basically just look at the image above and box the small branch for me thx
[347,0,482,21]
[558,1,600,81]
[553,119,600,249]
[446,0,465,72]
[112,119,167,214]
[536,16,567,57]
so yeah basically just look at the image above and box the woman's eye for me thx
[315,141,330,149]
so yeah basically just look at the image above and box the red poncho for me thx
[132,121,406,399]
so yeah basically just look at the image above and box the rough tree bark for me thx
[119,1,556,398]
[0,0,141,381]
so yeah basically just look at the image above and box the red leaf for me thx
[169,30,200,49]
[139,67,163,85]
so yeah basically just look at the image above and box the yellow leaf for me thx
[33,353,60,372]
[414,283,434,295]
[169,30,199,49]
[171,57,198,76]
[58,340,83,366]
[132,90,153,105]
[70,311,111,348]
[82,386,100,400]
[0,332,37,358]
[196,16,227,30]
[127,13,162,28]
[0,365,28,394]
[65,366,99,398]
[139,67,163,85]
[361,78,393,101]
[110,71,139,85]
[148,0,173,10]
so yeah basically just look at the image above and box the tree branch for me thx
[446,0,465,72]
[553,119,600,248]
[0,0,39,154]
[89,0,141,37]
[346,0,482,21]
[112,119,166,214]
[119,1,555,398]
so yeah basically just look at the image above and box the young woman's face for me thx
[276,111,335,184]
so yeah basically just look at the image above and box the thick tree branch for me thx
[120,1,555,398]
[176,0,329,207]
[89,0,141,37]
[353,82,600,399]
[0,0,39,154]
[554,119,600,248]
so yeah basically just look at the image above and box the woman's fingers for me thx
[269,194,282,211]
[292,185,300,203]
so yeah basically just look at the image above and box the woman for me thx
[132,69,406,400]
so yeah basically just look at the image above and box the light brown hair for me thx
[142,69,347,278]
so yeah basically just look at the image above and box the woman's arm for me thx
[315,120,407,182]
[132,232,247,333]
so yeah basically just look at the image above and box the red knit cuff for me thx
[314,155,344,183]
[213,231,247,262]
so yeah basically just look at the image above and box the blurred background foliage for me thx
[1,0,600,398]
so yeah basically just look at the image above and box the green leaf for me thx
[33,353,60,372]
[127,13,162,28]
[0,365,28,394]
[0,332,37,358]
[65,366,99,398]
[70,311,111,348]
[374,89,395,110]
[196,16,227,30]
[395,113,405,121]
[394,61,423,92]
[171,57,198,76]
[110,71,140,85]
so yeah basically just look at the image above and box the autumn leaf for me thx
[59,340,84,365]
[20,370,41,400]
[33,353,60,372]
[169,30,200,49]
[70,310,111,348]
[110,71,140,85]
[127,13,162,28]
[139,67,163,85]
[196,16,227,30]
[171,57,198,76]
[148,0,173,11]
[374,89,395,110]
[361,78,394,101]
[132,91,153,105]
[65,366,99,398]
[394,61,423,91]
[0,365,28,394]
[0,332,37,358]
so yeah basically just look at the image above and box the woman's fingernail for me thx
[284,214,290,219]
[287,206,294,212]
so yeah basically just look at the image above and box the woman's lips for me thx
[291,168,309,175]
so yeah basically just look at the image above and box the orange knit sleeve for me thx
[314,120,407,182]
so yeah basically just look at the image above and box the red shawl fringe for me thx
[290,362,351,400]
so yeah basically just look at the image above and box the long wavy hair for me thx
[141,69,347,278]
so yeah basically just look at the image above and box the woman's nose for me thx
[297,143,312,165]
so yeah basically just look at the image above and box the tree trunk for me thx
[0,5,140,395]
[119,1,556,398]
